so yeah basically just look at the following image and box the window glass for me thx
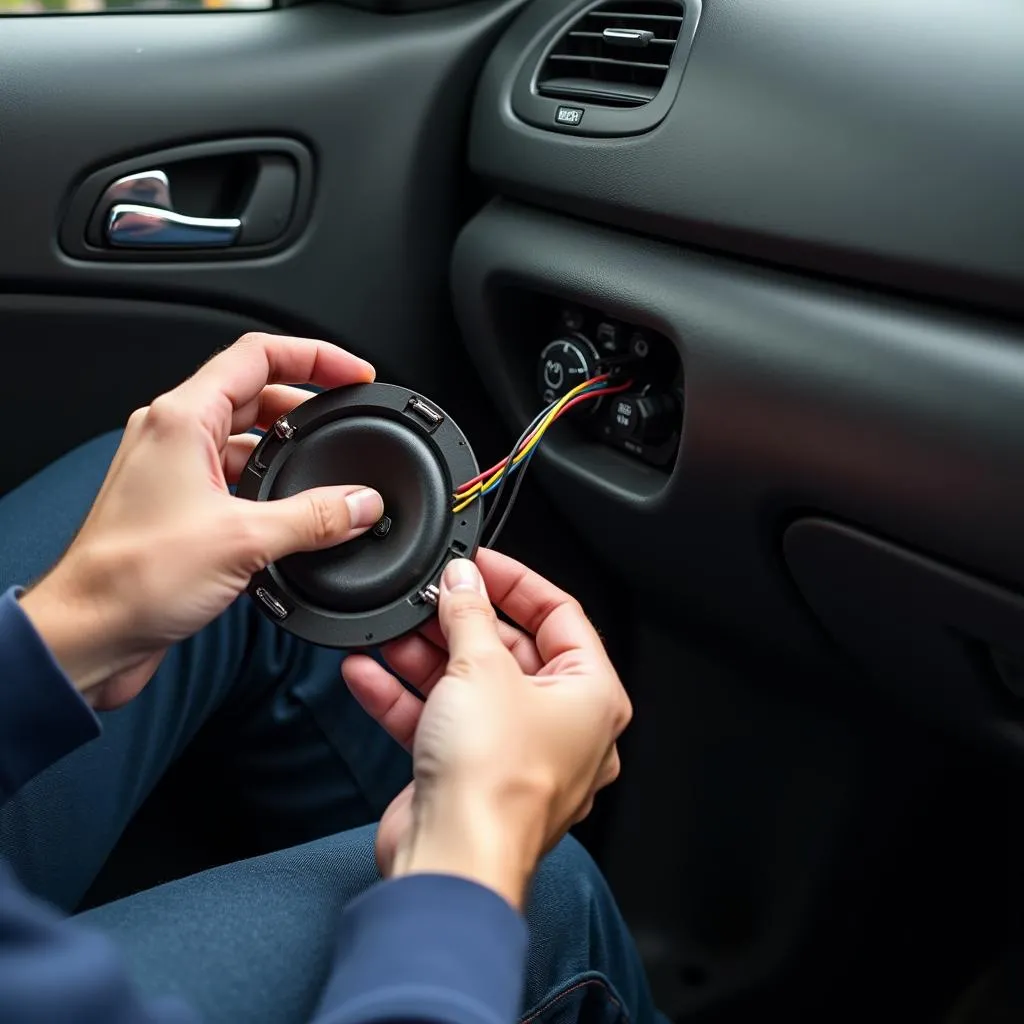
[0,0,270,13]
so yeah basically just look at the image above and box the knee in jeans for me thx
[528,835,611,938]
[521,837,640,1024]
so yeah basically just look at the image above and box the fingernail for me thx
[360,360,376,382]
[443,558,483,594]
[345,488,383,529]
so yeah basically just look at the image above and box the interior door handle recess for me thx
[105,171,241,248]
[60,139,313,261]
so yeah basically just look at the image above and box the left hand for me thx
[344,551,546,881]
[342,550,626,894]
[20,333,382,710]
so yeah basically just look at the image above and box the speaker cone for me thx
[235,383,483,648]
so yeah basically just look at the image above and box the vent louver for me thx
[536,0,685,108]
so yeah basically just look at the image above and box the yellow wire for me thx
[451,492,481,515]
[452,377,601,513]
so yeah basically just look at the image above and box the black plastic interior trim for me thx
[785,518,1024,753]
[0,294,275,496]
[452,199,1024,683]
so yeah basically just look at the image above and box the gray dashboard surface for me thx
[469,0,1024,315]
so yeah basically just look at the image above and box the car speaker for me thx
[236,382,483,648]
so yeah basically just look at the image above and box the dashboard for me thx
[451,0,1024,754]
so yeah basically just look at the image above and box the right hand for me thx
[342,551,632,908]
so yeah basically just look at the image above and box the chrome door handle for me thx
[101,169,240,249]
[107,204,241,249]
[103,169,174,210]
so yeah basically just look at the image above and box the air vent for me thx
[536,0,685,108]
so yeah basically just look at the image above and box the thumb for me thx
[438,559,506,673]
[245,485,383,564]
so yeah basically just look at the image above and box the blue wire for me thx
[479,446,530,498]
[478,380,609,499]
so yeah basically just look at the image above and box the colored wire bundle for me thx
[453,374,633,548]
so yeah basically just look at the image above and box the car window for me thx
[1,0,268,13]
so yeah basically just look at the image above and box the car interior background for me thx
[0,0,1022,1020]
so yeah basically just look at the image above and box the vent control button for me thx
[555,106,585,126]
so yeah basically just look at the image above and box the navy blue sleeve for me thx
[315,874,529,1024]
[0,586,99,805]
[0,585,529,1024]
[0,586,198,1022]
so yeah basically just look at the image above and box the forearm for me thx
[0,587,100,804]
[19,575,119,698]
[390,788,543,912]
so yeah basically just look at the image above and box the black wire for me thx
[482,444,538,549]
[480,397,558,541]
[482,383,614,548]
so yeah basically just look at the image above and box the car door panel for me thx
[0,0,523,494]
[0,296,274,493]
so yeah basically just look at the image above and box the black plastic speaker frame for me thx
[236,382,483,649]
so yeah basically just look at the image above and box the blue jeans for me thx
[0,431,663,1024]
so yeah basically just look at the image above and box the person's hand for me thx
[20,333,382,710]
[342,550,632,909]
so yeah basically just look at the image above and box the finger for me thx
[437,559,510,678]
[221,385,317,482]
[231,383,317,436]
[223,433,261,485]
[177,334,375,441]
[596,744,621,790]
[412,615,544,676]
[378,632,449,697]
[241,484,383,564]
[474,549,607,667]
[571,748,621,828]
[92,406,149,504]
[378,621,538,700]
[343,655,422,751]
[571,795,596,827]
[377,782,415,877]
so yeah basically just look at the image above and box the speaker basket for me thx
[236,382,483,648]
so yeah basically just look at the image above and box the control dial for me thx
[537,336,600,405]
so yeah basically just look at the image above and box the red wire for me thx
[455,376,633,495]
[456,376,611,493]
[551,376,633,420]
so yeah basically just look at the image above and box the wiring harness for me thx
[452,374,633,548]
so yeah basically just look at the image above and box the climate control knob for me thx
[537,336,600,404]
[608,389,679,447]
